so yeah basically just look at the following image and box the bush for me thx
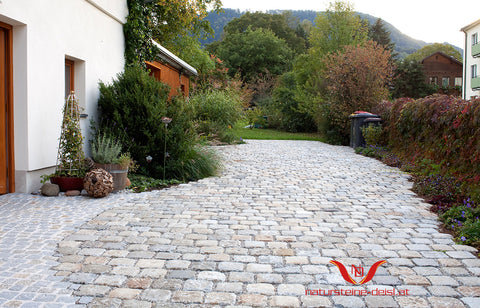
[373,94,480,250]
[189,89,243,143]
[378,95,480,188]
[360,124,383,146]
[97,64,218,181]
[272,72,317,133]
[91,133,122,164]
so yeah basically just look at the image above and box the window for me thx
[472,64,478,79]
[65,59,74,98]
[442,77,450,87]
[146,61,161,81]
[429,77,438,85]
[455,77,462,86]
[472,33,478,46]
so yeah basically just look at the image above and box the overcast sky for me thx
[219,0,479,49]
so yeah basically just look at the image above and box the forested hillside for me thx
[202,8,459,58]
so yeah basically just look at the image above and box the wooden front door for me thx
[0,24,13,194]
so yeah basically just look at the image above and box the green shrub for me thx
[97,64,218,181]
[189,89,243,143]
[360,124,383,147]
[272,72,317,133]
[91,133,122,164]
[127,174,181,193]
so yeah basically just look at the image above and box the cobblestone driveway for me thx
[1,140,480,307]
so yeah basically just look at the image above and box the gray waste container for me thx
[349,112,381,148]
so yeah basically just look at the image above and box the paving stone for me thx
[238,294,268,306]
[75,284,110,297]
[228,272,255,283]
[204,292,236,305]
[126,278,152,289]
[215,282,243,293]
[245,263,272,273]
[197,271,226,281]
[171,291,204,304]
[270,296,300,307]
[301,295,333,307]
[332,296,365,307]
[3,140,480,307]
[428,296,466,307]
[109,288,141,299]
[462,297,480,307]
[246,283,275,295]
[364,296,398,307]
[278,284,305,296]
[95,274,127,287]
[139,289,171,302]
[183,279,213,292]
[428,276,460,286]
[218,262,244,272]
[428,286,460,297]
[396,296,431,308]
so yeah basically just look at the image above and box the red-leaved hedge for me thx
[375,94,480,185]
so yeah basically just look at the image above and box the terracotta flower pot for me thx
[51,176,84,192]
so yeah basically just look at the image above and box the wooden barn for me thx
[421,52,463,90]
[146,41,198,98]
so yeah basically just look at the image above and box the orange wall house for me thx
[146,41,197,98]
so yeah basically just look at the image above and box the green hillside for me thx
[202,9,461,58]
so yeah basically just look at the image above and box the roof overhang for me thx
[152,40,198,76]
[461,19,480,33]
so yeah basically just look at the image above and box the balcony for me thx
[473,43,480,58]
[472,76,480,90]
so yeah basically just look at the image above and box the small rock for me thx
[126,177,131,187]
[65,190,81,197]
[41,183,60,196]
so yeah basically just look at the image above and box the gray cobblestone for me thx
[2,140,480,307]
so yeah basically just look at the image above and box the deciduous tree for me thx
[323,41,394,143]
[405,43,462,62]
[212,27,294,82]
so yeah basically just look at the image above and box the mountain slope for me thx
[202,9,459,57]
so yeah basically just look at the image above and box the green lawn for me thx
[233,122,325,142]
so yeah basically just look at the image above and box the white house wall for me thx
[0,0,127,192]
[462,21,480,100]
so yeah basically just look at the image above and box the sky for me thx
[219,0,480,49]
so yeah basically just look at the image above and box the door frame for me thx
[0,21,15,193]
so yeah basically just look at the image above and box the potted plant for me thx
[91,132,134,192]
[51,91,87,191]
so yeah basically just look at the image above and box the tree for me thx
[222,11,307,54]
[369,18,395,52]
[309,1,368,57]
[273,72,317,132]
[124,0,221,65]
[405,43,462,62]
[212,27,294,82]
[293,0,369,126]
[392,60,436,99]
[323,41,394,144]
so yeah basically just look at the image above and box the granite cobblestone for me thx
[1,140,479,307]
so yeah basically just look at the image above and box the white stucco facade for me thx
[0,0,127,193]
[461,19,480,100]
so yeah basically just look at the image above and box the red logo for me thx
[330,260,386,285]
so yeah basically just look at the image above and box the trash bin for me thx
[349,111,381,148]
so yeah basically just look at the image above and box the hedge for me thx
[375,94,480,188]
